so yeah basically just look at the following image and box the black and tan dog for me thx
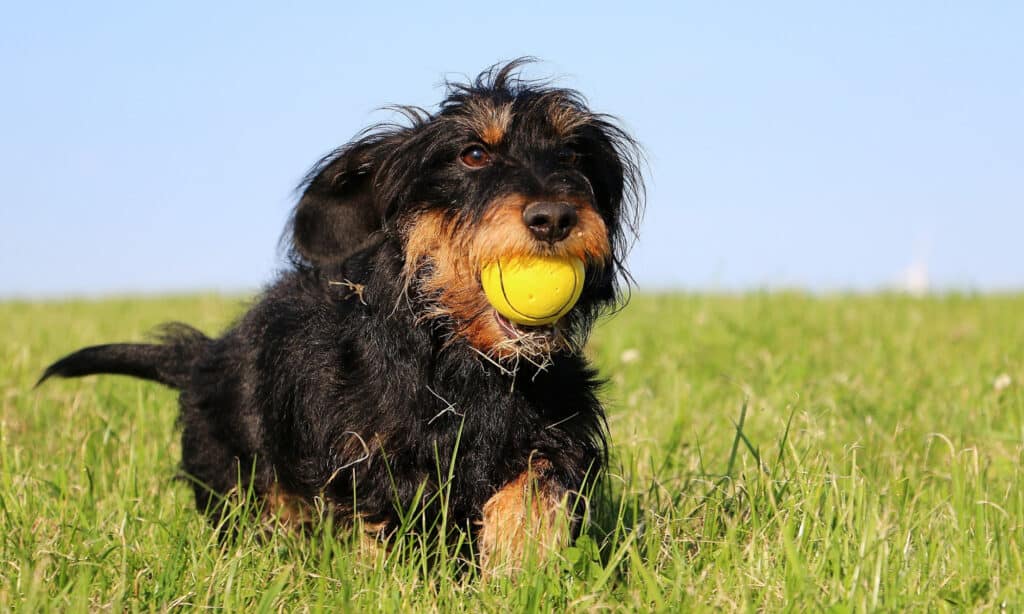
[39,60,643,568]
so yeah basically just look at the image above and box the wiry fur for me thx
[38,59,643,559]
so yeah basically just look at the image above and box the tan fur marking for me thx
[477,459,570,573]
[262,483,315,528]
[403,209,502,352]
[481,124,505,147]
[401,194,611,359]
[457,99,513,146]
[547,99,588,137]
[261,483,388,555]
[471,194,610,267]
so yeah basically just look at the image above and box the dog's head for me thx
[291,60,643,364]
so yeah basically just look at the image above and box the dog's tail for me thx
[36,323,211,390]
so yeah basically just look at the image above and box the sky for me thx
[1,2,1021,297]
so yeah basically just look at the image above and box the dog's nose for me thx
[522,201,578,243]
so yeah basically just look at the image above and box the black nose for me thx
[522,201,578,243]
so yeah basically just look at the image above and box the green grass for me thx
[2,292,1022,611]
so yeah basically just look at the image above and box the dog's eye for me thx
[556,146,577,165]
[459,145,492,169]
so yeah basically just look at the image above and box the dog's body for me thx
[40,61,641,566]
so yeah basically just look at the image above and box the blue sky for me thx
[1,2,1021,297]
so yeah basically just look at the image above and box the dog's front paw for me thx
[477,458,572,575]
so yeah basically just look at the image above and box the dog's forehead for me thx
[452,97,513,146]
[448,93,589,146]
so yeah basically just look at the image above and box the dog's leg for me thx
[262,483,316,529]
[477,457,572,573]
[261,484,388,558]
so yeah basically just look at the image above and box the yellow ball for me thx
[480,255,585,326]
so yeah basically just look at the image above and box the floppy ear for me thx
[574,120,642,250]
[290,136,396,265]
[571,118,643,307]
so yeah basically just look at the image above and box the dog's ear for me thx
[290,136,398,265]
[574,120,643,251]
[571,117,644,306]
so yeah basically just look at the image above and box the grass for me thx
[1,292,1022,611]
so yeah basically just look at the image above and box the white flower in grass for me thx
[993,373,1012,392]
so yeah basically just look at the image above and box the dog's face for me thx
[292,62,642,364]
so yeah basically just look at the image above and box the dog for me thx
[38,59,642,569]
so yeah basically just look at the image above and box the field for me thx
[2,293,1022,611]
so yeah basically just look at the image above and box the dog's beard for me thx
[402,260,577,373]
[399,199,611,371]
